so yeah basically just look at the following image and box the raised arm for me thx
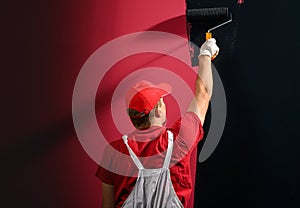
[188,38,219,124]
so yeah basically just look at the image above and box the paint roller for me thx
[186,7,232,40]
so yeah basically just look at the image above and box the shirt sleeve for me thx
[169,111,204,156]
[95,145,114,185]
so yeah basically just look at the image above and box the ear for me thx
[153,98,163,118]
[154,107,162,118]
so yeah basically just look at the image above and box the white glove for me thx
[199,38,219,59]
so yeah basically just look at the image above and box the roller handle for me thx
[205,32,217,60]
[205,32,212,40]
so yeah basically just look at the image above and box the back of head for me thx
[126,80,171,130]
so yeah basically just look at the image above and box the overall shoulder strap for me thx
[122,135,144,170]
[163,130,174,169]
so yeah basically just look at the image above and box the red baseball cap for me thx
[126,80,172,118]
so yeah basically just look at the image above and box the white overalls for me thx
[121,131,184,208]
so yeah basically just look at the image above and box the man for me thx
[96,38,219,207]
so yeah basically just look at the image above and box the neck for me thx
[149,118,165,127]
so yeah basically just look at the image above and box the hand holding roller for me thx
[199,38,219,60]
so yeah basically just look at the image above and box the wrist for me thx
[198,55,211,61]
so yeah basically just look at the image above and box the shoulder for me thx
[102,138,129,157]
[168,112,204,150]
[183,111,202,124]
[170,112,202,133]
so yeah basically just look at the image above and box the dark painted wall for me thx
[192,1,300,208]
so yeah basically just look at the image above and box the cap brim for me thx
[155,82,172,97]
[125,80,172,109]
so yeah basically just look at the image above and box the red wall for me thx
[3,0,196,207]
